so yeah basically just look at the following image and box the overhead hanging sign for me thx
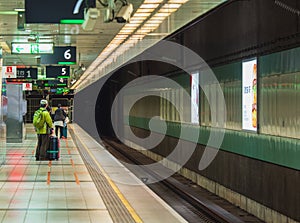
[25,0,96,23]
[41,46,76,64]
[12,43,53,54]
[46,66,70,78]
[17,67,38,79]
[2,66,17,78]
[242,58,257,132]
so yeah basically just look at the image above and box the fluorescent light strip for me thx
[168,0,188,3]
[155,12,171,17]
[159,8,178,13]
[140,4,160,8]
[119,31,134,34]
[163,3,182,8]
[134,12,152,17]
[135,8,155,13]
[130,17,145,22]
[144,0,164,3]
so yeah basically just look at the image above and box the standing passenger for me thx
[33,99,53,160]
[53,104,66,139]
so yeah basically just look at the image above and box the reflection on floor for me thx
[0,126,112,223]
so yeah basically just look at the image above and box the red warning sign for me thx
[22,83,32,91]
[2,66,17,78]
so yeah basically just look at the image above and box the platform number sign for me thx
[17,68,38,79]
[41,47,76,64]
[25,0,96,23]
[46,66,70,78]
[64,49,72,60]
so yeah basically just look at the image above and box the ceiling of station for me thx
[0,0,139,68]
[0,0,226,90]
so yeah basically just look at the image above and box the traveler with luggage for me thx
[33,99,53,161]
[53,104,67,139]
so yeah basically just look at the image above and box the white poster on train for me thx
[191,72,199,124]
[242,58,257,131]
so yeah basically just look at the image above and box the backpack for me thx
[33,109,45,129]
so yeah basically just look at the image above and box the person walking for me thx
[33,99,53,161]
[53,104,66,139]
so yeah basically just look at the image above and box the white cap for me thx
[40,99,48,105]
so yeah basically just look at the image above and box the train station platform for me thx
[0,124,186,223]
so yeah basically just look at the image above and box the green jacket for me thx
[35,107,53,134]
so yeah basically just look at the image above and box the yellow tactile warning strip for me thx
[69,125,143,223]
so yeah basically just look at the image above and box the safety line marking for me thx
[47,171,51,185]
[70,125,143,223]
[65,132,80,186]
[74,172,80,185]
[65,138,69,148]
[65,138,71,155]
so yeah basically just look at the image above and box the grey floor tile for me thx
[24,210,47,223]
[1,211,26,223]
[47,211,69,223]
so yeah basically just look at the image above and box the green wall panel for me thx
[128,116,300,170]
[212,61,242,82]
[260,47,300,77]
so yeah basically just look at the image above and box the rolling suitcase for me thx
[47,135,60,160]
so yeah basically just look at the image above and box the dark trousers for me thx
[55,126,63,138]
[36,134,50,160]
